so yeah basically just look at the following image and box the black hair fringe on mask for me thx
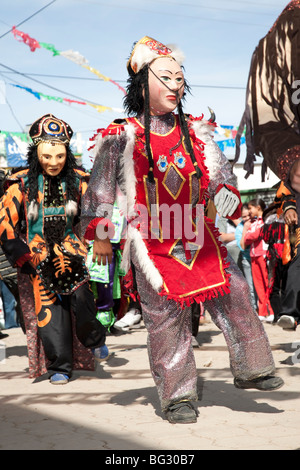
[123,63,200,182]
[26,143,79,204]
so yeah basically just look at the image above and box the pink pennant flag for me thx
[12,26,40,52]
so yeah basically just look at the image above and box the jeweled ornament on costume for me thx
[46,120,62,135]
[157,154,168,172]
[174,152,186,169]
[146,38,172,56]
[30,114,72,145]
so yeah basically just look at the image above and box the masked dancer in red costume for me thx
[0,114,107,384]
[235,1,300,331]
[82,37,283,423]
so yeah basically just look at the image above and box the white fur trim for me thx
[66,200,78,216]
[191,120,215,143]
[27,200,39,221]
[120,124,163,291]
[131,43,185,73]
[166,44,185,66]
[91,123,163,290]
[132,228,163,291]
[191,120,220,181]
[125,225,163,291]
[131,44,158,73]
[191,119,238,189]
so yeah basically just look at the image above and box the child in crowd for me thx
[235,203,257,312]
[242,198,274,322]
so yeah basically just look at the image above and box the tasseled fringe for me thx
[66,200,78,216]
[27,200,39,221]
[28,199,78,221]
[159,280,231,309]
[144,217,231,308]
[158,241,232,308]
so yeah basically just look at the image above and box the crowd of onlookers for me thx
[0,191,294,339]
[218,196,287,325]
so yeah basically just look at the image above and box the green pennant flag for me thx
[39,42,61,56]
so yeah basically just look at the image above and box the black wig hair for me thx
[26,143,79,204]
[123,62,201,182]
[123,63,191,116]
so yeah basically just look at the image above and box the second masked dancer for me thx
[0,114,107,383]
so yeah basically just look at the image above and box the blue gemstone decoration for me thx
[49,122,59,131]
[174,152,186,169]
[157,155,168,172]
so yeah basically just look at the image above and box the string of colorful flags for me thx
[215,124,245,151]
[11,26,127,95]
[9,26,245,151]
[9,83,245,147]
[10,83,123,114]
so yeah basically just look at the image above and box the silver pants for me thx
[132,251,275,411]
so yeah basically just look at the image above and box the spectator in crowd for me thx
[235,203,257,312]
[242,198,274,322]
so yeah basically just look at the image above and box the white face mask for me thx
[37,142,67,176]
[148,57,185,116]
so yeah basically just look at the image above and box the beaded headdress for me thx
[29,114,73,146]
[127,36,185,74]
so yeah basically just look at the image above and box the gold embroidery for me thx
[163,220,227,298]
[143,175,163,242]
[162,163,186,200]
[168,239,201,270]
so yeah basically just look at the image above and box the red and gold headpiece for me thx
[127,36,185,74]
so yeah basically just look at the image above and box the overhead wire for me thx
[0,76,23,131]
[73,0,281,26]
[0,68,119,131]
[0,70,246,91]
[139,0,280,16]
[0,0,59,131]
[0,62,116,106]
[0,0,280,133]
[0,0,57,40]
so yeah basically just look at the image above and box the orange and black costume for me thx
[0,118,105,379]
[267,180,300,326]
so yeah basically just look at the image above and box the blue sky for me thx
[0,0,288,168]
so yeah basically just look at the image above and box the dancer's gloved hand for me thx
[214,185,240,217]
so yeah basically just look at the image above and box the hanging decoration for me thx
[10,27,246,151]
[11,26,127,95]
[215,124,245,152]
[10,84,123,113]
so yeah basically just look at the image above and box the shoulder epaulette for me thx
[4,169,29,189]
[101,119,128,138]
[111,119,127,125]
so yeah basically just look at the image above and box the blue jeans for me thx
[241,258,257,312]
[0,280,18,329]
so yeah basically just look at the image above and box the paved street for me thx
[0,316,299,451]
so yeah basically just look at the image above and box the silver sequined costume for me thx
[81,113,275,411]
